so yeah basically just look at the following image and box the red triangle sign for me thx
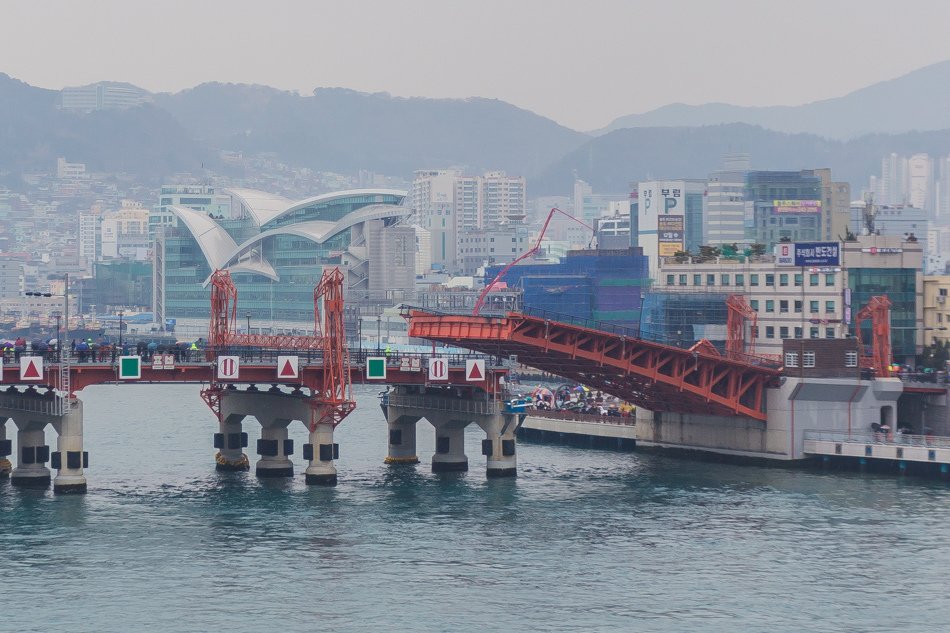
[23,359,40,379]
[468,363,483,380]
[280,359,296,377]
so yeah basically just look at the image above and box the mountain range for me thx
[2,60,950,194]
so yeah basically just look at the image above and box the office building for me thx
[573,179,628,225]
[634,179,706,275]
[923,275,950,346]
[744,171,823,247]
[705,154,750,246]
[150,185,233,243]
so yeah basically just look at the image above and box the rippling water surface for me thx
[2,384,949,632]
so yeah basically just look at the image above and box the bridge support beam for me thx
[0,417,11,479]
[256,418,294,478]
[428,416,469,473]
[384,410,420,465]
[215,414,249,471]
[476,412,519,478]
[50,400,86,494]
[11,420,51,488]
[304,423,337,486]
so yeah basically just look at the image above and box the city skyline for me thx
[5,0,950,130]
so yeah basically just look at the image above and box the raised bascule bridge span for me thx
[404,307,783,421]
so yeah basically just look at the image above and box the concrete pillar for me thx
[0,417,11,479]
[304,422,337,485]
[477,412,518,478]
[255,417,294,477]
[50,399,87,494]
[429,416,469,473]
[215,414,249,471]
[385,410,420,465]
[11,419,51,487]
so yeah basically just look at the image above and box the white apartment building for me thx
[78,213,101,261]
[56,157,86,179]
[101,202,150,260]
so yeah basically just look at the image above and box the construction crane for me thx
[472,207,595,316]
[855,295,892,378]
[726,294,758,360]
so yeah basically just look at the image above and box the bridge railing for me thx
[804,429,950,449]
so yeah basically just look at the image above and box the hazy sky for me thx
[6,0,950,130]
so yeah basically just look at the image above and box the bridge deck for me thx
[406,310,781,421]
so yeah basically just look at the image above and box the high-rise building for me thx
[634,179,706,275]
[78,213,101,262]
[573,179,628,224]
[411,169,527,273]
[150,185,234,243]
[705,154,750,246]
[744,171,823,248]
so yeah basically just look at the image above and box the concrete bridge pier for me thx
[384,409,420,465]
[304,421,338,486]
[476,412,519,478]
[10,419,51,488]
[0,417,11,478]
[256,417,294,478]
[215,413,250,472]
[428,416,470,473]
[50,399,87,494]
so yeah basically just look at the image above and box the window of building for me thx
[765,274,775,286]
[693,274,702,286]
[826,327,835,339]
[794,300,802,313]
[809,274,819,286]
[750,300,759,311]
[941,288,948,297]
[845,351,858,367]
[810,300,819,313]
[825,300,835,313]
[679,274,687,286]
[794,327,803,339]
[780,300,789,313]
[766,300,775,313]
[766,326,775,338]
[785,352,799,367]
[736,274,744,286]
[794,273,803,287]
[721,274,730,286]
[810,327,819,338]
[707,274,715,286]
[750,274,759,286]
[825,274,835,286]
[780,326,789,338]
[780,274,789,287]
[803,351,816,368]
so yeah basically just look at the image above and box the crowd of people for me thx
[0,336,205,363]
[509,383,635,418]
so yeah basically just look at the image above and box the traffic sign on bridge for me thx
[466,359,485,381]
[118,356,141,380]
[366,357,386,380]
[428,357,448,381]
[218,356,240,380]
[277,355,299,380]
[20,356,42,381]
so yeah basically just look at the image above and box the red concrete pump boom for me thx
[855,295,892,378]
[472,207,595,316]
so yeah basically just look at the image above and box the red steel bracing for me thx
[406,310,782,421]
[726,294,758,360]
[855,295,892,378]
[310,268,355,429]
[201,268,354,428]
[471,207,594,316]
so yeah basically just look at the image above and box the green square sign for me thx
[366,357,386,380]
[119,355,141,380]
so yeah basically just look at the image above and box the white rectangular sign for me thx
[428,357,448,381]
[217,356,240,380]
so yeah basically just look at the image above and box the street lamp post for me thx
[246,312,251,335]
[376,315,382,354]
[118,310,124,351]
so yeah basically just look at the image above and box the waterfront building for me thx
[923,275,950,346]
[485,247,649,329]
[152,188,411,336]
[634,179,706,275]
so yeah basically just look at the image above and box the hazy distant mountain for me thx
[532,123,950,196]
[597,60,950,139]
[0,73,210,179]
[154,84,588,176]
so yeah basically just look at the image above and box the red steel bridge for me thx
[405,308,785,421]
